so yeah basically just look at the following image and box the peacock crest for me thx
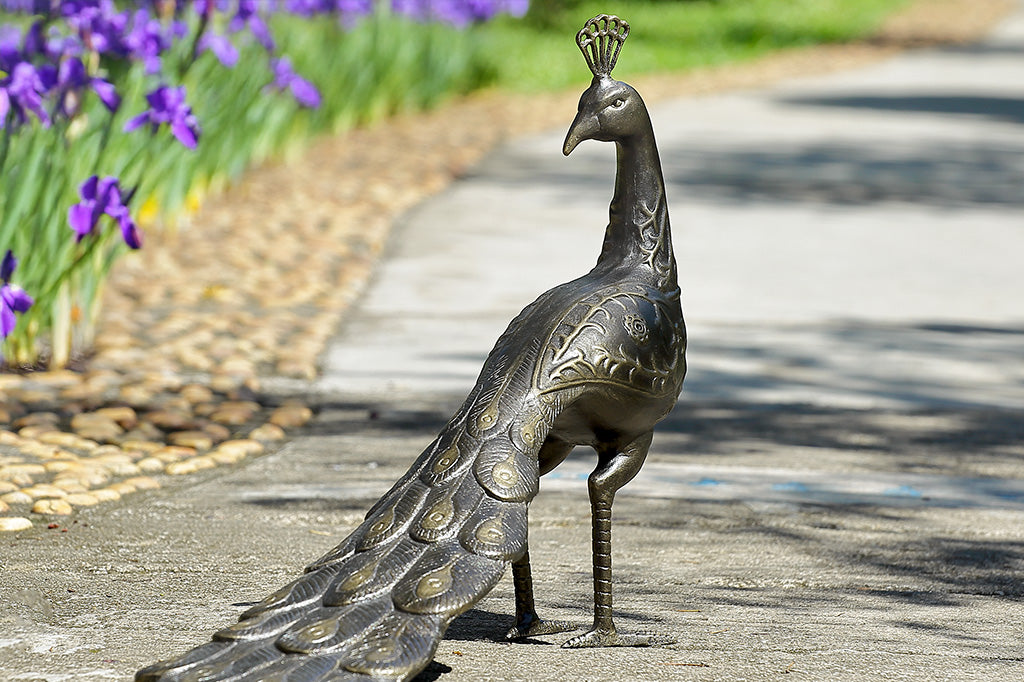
[576,14,630,77]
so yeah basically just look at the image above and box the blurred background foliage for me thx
[492,0,909,90]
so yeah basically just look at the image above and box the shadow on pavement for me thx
[783,94,1024,125]
[663,138,1024,207]
[683,321,1024,411]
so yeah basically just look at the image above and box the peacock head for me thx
[563,14,649,156]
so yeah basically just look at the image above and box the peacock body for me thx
[138,14,686,682]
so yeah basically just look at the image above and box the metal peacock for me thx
[138,14,686,682]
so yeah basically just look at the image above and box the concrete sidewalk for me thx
[4,4,1024,681]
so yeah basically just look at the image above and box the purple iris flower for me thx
[90,75,118,110]
[30,23,81,64]
[230,0,275,51]
[389,0,527,26]
[197,32,239,68]
[124,84,200,149]
[1,249,34,340]
[499,0,529,16]
[67,175,142,249]
[0,249,16,283]
[123,9,167,74]
[269,56,321,109]
[62,0,130,57]
[21,20,48,57]
[0,26,20,68]
[432,0,474,27]
[1,61,52,127]
[68,174,119,240]
[56,56,120,115]
[338,0,373,9]
[2,1,57,14]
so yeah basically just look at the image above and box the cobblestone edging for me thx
[0,371,313,530]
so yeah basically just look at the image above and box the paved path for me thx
[318,12,1024,411]
[3,5,1024,681]
[315,2,1024,512]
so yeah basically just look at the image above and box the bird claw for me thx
[561,628,675,649]
[506,616,578,641]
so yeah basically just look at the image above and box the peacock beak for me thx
[563,111,599,156]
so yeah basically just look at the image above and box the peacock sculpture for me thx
[138,14,686,682]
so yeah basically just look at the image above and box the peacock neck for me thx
[598,129,677,290]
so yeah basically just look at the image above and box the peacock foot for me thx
[561,627,675,649]
[506,614,578,641]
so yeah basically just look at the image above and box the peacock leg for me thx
[507,437,579,640]
[562,432,675,648]
[506,549,577,640]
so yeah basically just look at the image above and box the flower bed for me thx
[0,0,526,368]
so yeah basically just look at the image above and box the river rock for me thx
[21,484,67,499]
[180,384,215,404]
[168,431,213,451]
[95,406,139,429]
[91,488,121,502]
[269,404,313,428]
[0,517,33,532]
[0,430,22,446]
[32,498,73,515]
[135,457,164,473]
[1,490,33,505]
[124,476,159,490]
[144,409,193,431]
[12,412,60,429]
[249,423,286,441]
[164,461,198,475]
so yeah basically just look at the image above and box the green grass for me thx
[479,0,911,91]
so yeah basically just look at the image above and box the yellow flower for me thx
[137,196,160,227]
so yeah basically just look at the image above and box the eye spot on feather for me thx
[521,425,535,445]
[492,459,519,489]
[477,408,498,431]
[416,564,453,600]
[339,560,378,592]
[431,445,459,474]
[475,519,504,546]
[421,498,454,531]
[367,507,395,538]
[296,617,339,643]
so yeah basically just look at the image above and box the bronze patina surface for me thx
[138,14,686,681]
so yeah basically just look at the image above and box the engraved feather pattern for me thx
[138,269,683,682]
[535,282,685,397]
[138,353,554,682]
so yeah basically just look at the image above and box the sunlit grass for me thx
[480,0,910,91]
